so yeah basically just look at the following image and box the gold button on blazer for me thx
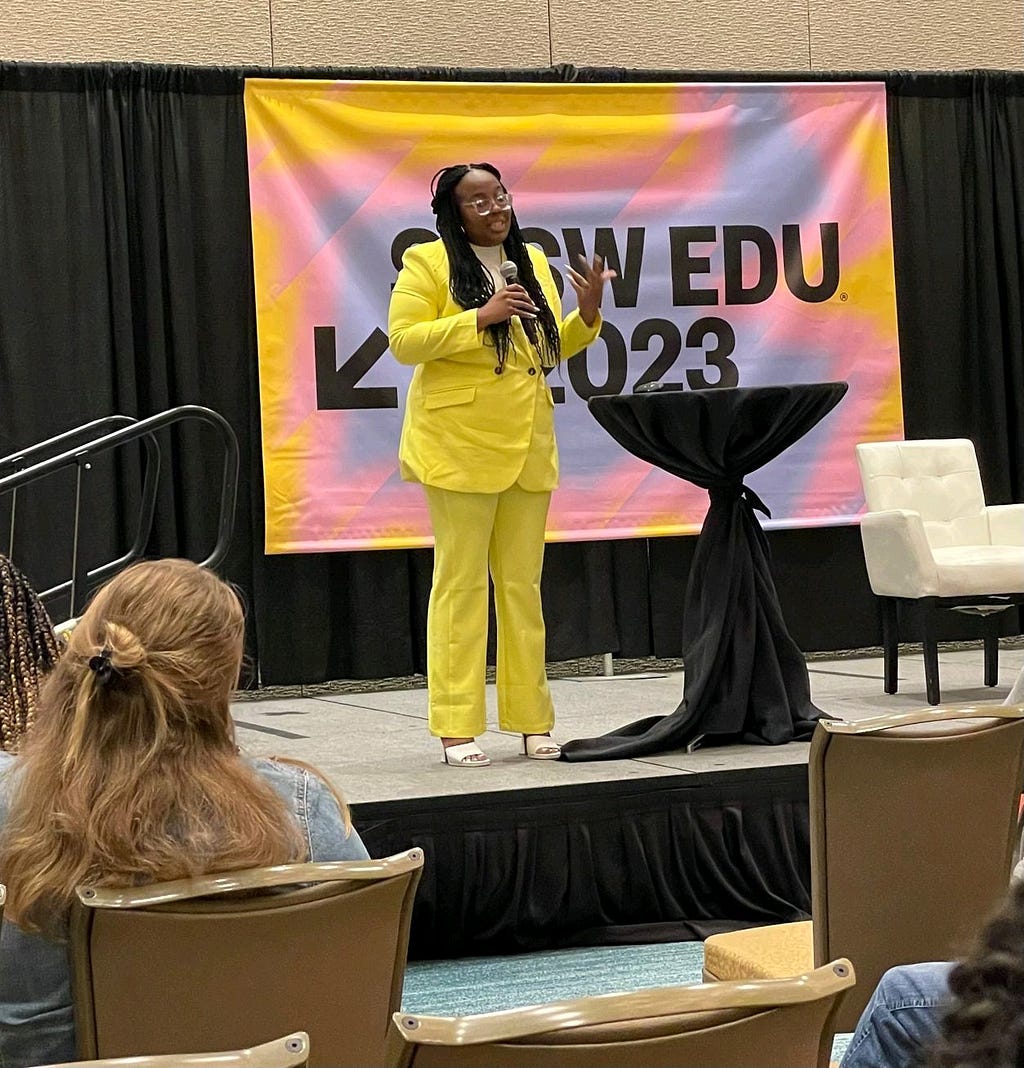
[389,239,601,494]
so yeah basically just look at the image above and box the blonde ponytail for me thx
[1,559,306,935]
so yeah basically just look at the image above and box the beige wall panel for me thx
[271,0,551,67]
[549,0,810,70]
[810,0,1024,70]
[0,0,271,64]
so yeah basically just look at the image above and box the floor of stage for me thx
[232,643,1024,806]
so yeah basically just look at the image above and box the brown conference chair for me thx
[388,960,854,1068]
[43,1031,310,1068]
[70,849,423,1068]
[704,705,1024,1033]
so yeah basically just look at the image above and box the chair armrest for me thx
[860,509,940,597]
[986,504,1024,546]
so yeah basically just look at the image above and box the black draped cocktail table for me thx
[561,381,849,762]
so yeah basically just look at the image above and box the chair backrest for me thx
[47,1031,310,1068]
[70,850,423,1068]
[388,960,853,1068]
[810,705,1024,1032]
[856,438,989,548]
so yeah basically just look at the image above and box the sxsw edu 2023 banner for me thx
[244,80,902,553]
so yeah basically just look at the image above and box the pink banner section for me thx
[245,80,902,553]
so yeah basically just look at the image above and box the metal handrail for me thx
[4,425,162,598]
[0,415,140,476]
[0,406,239,616]
[1,416,147,560]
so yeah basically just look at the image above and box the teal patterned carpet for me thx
[402,941,706,1015]
[402,940,852,1061]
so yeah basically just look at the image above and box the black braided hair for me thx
[0,554,61,752]
[430,163,561,371]
[925,881,1024,1068]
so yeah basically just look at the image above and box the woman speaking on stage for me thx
[388,162,614,768]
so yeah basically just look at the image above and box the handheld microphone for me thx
[498,260,538,342]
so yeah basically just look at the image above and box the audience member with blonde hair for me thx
[0,554,61,752]
[0,558,368,1068]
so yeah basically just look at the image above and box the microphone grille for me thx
[498,260,518,282]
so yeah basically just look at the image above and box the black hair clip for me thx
[88,648,117,684]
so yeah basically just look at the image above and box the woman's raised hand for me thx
[567,254,616,327]
[477,284,539,330]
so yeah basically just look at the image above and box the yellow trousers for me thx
[423,482,554,739]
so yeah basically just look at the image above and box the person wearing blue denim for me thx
[842,871,1024,1068]
[842,670,1024,1068]
[0,753,367,1068]
[840,962,953,1068]
[0,560,369,1068]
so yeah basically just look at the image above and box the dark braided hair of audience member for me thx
[926,880,1024,1068]
[430,163,561,372]
[0,555,61,752]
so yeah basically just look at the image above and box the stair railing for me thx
[0,406,238,617]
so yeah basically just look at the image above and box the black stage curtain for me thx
[0,64,261,643]
[354,766,811,959]
[0,65,1021,682]
[887,71,1024,502]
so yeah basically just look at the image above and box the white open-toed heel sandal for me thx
[522,734,562,760]
[441,740,491,768]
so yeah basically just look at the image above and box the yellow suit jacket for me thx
[389,239,601,493]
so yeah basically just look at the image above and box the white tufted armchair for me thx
[856,439,1024,704]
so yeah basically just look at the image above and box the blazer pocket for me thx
[423,384,477,410]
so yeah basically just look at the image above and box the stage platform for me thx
[232,644,1024,958]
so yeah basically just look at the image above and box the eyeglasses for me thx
[460,191,513,216]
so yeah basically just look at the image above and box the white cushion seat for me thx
[932,545,1024,596]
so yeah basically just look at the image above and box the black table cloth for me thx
[561,382,849,762]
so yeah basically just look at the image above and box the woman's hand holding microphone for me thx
[476,284,538,330]
[475,254,616,332]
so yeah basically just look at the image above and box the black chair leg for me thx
[921,601,940,705]
[881,598,899,695]
[984,631,999,687]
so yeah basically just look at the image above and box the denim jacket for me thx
[0,752,368,1068]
